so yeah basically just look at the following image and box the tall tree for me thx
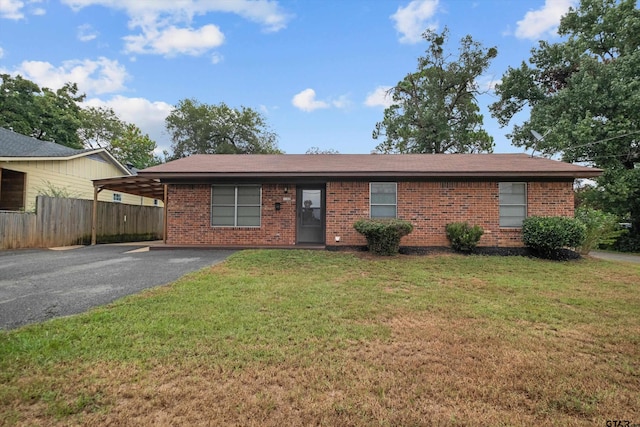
[78,106,162,168]
[373,28,497,154]
[165,98,281,159]
[109,123,161,169]
[78,106,125,149]
[0,74,162,168]
[0,74,85,148]
[0,74,41,137]
[490,0,640,238]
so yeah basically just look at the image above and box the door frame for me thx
[296,185,326,244]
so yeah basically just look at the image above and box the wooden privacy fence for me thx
[0,196,163,250]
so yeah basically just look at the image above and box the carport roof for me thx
[93,175,165,200]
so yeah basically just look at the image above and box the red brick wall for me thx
[325,180,575,248]
[166,180,575,248]
[166,183,297,246]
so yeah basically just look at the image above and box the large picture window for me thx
[499,182,527,227]
[211,185,261,227]
[370,182,397,219]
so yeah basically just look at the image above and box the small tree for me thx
[353,219,413,256]
[446,222,484,252]
[575,207,626,254]
[305,146,339,154]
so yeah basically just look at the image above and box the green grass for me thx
[1,250,639,426]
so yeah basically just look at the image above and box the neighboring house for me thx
[138,154,602,249]
[0,127,159,211]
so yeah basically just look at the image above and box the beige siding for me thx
[1,156,160,211]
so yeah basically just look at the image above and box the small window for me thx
[113,193,122,203]
[211,185,261,227]
[499,182,527,227]
[370,182,397,219]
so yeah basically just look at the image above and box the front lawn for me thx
[1,250,638,426]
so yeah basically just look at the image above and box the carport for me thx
[91,176,167,245]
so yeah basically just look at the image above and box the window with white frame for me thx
[211,185,261,227]
[112,193,122,203]
[370,182,397,219]
[499,182,527,227]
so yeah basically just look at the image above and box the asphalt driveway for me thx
[0,244,235,330]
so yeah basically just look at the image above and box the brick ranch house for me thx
[137,154,602,249]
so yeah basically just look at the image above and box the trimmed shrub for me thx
[574,207,626,254]
[445,222,484,252]
[521,216,586,259]
[353,219,413,256]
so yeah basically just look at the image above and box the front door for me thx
[297,186,325,244]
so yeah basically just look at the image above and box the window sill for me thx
[211,226,261,229]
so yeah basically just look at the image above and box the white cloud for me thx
[77,24,98,41]
[13,57,129,95]
[292,88,329,112]
[515,0,577,40]
[391,0,439,44]
[477,75,500,92]
[84,95,174,152]
[258,104,278,115]
[0,46,4,59]
[62,0,290,31]
[0,0,46,19]
[292,89,352,112]
[210,52,223,64]
[364,86,393,108]
[60,0,291,56]
[123,24,224,56]
[331,94,352,110]
[0,0,24,19]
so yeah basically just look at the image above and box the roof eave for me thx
[0,149,132,176]
[138,170,602,180]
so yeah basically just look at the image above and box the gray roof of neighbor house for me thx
[0,126,132,175]
[0,127,91,157]
[138,153,602,180]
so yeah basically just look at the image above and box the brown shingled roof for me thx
[139,153,602,180]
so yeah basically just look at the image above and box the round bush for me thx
[353,219,413,256]
[521,216,586,259]
[446,222,484,252]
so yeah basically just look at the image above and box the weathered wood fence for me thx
[0,196,163,250]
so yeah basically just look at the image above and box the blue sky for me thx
[0,0,579,156]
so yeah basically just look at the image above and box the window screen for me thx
[211,185,261,227]
[370,182,397,219]
[499,182,527,227]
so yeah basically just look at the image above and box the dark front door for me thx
[297,186,325,244]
